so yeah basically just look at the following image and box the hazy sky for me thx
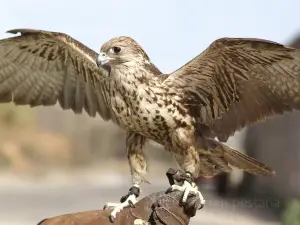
[1,0,300,147]
[1,0,300,73]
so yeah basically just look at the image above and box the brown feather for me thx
[197,138,275,177]
[164,38,300,141]
[0,28,112,120]
[0,29,287,186]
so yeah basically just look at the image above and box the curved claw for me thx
[128,200,136,208]
[109,215,115,223]
[170,180,206,207]
[103,202,120,210]
[105,194,139,222]
[104,185,140,221]
[198,203,205,210]
[166,186,173,194]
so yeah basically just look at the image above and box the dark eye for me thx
[112,46,122,54]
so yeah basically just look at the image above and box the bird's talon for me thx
[170,180,205,206]
[166,186,173,193]
[105,192,139,221]
[199,203,204,210]
[109,215,115,223]
[128,200,135,208]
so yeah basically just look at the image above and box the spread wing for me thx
[0,28,112,121]
[164,38,300,142]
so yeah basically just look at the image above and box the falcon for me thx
[0,28,299,220]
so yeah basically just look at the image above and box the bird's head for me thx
[97,36,150,69]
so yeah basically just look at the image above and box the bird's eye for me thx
[112,46,122,54]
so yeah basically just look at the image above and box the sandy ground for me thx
[0,171,281,225]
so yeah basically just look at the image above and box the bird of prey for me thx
[0,28,299,220]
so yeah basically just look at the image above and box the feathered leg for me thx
[104,130,148,222]
[168,127,205,207]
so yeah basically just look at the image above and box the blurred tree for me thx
[0,103,35,128]
[283,198,300,225]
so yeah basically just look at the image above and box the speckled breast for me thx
[110,89,189,144]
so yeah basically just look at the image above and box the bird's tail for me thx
[196,139,275,177]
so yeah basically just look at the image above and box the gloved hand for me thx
[37,168,202,225]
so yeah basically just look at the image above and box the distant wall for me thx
[243,36,300,202]
[244,114,300,200]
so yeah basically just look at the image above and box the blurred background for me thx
[0,1,300,225]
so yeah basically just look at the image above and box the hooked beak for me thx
[96,52,112,67]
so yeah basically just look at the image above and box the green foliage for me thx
[0,154,12,168]
[283,199,300,225]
